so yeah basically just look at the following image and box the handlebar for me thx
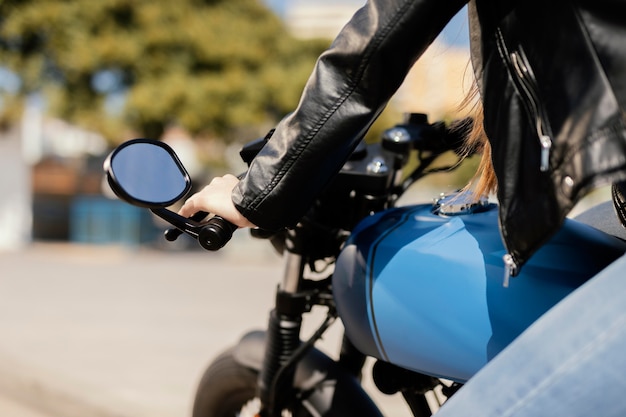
[159,210,237,251]
[156,113,472,252]
[197,216,237,251]
[381,115,472,156]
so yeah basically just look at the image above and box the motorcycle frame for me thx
[234,213,457,417]
[232,117,465,416]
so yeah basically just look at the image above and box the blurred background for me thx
[0,1,477,416]
[0,0,473,251]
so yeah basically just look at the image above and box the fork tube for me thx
[281,252,305,293]
[258,252,306,415]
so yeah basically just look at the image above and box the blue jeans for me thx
[435,252,626,417]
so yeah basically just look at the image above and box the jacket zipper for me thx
[496,32,554,285]
[509,50,552,172]
[496,30,553,172]
[502,254,517,287]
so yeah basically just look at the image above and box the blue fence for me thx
[70,196,160,246]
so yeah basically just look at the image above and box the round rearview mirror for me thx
[104,139,192,207]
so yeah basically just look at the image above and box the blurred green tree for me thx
[0,0,329,141]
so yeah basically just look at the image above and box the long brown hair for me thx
[459,85,497,197]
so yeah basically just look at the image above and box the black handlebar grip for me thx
[164,211,208,241]
[197,216,237,251]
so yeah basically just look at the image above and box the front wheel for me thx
[192,348,257,417]
[192,348,315,417]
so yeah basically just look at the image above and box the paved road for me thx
[0,236,413,417]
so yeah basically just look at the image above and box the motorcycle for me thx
[104,113,626,417]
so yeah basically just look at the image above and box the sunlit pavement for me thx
[0,236,412,417]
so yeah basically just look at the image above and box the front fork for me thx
[257,252,329,416]
[258,253,311,417]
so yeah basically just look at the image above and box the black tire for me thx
[192,348,258,417]
[192,348,314,417]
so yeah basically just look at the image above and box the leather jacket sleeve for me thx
[232,0,467,231]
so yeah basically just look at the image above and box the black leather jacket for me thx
[233,0,626,274]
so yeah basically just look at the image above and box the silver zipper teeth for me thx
[510,51,552,172]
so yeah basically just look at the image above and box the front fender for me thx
[233,330,383,417]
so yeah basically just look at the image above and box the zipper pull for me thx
[502,254,518,288]
[539,135,552,172]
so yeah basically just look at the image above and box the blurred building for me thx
[393,42,473,120]
[284,1,473,120]
[284,2,362,39]
[0,124,31,250]
[10,106,161,248]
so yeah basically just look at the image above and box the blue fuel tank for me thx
[333,199,626,382]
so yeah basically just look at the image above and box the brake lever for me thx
[164,211,208,241]
[152,208,237,251]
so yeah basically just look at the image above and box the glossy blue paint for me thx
[333,203,626,382]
